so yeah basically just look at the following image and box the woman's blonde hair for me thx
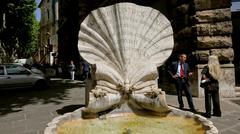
[208,55,221,80]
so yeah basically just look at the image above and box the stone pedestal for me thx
[190,64,236,97]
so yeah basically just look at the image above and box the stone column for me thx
[191,0,236,97]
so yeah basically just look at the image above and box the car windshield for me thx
[6,64,19,68]
[6,64,30,75]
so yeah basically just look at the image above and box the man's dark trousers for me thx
[175,78,195,110]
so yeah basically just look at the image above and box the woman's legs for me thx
[204,89,212,118]
[212,90,221,116]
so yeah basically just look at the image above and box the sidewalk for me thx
[166,94,240,134]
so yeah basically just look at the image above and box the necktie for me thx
[180,63,184,78]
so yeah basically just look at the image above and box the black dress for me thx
[201,66,221,118]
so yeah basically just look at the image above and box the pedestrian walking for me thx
[68,60,76,80]
[82,61,90,80]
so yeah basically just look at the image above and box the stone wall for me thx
[194,0,231,11]
[58,0,81,65]
[162,0,235,97]
[167,0,233,63]
[192,0,235,97]
[192,0,233,64]
[163,0,196,65]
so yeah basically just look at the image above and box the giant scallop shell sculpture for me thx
[78,3,174,115]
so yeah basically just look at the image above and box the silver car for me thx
[0,64,48,90]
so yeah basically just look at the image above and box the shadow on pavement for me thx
[167,104,204,115]
[231,99,240,105]
[0,80,85,116]
[56,104,85,115]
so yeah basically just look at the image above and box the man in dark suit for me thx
[168,53,196,112]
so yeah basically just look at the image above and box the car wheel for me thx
[34,80,49,90]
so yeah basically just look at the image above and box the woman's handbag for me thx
[200,77,210,88]
[200,77,218,91]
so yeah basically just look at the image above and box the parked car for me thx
[0,64,49,90]
[13,62,45,76]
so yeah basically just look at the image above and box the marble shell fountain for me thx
[45,3,218,134]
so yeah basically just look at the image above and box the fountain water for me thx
[45,3,218,134]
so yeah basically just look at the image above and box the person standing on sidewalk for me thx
[168,53,196,113]
[200,55,222,118]
[68,60,76,80]
[82,61,90,80]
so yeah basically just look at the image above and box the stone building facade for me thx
[57,0,82,67]
[0,12,6,63]
[58,0,237,97]
[165,0,235,97]
[38,0,59,65]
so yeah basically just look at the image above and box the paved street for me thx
[0,78,86,134]
[0,78,240,134]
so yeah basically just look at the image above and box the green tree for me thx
[0,0,39,62]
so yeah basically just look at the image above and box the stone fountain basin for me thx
[57,113,204,134]
[44,106,218,134]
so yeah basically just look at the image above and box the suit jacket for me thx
[168,61,190,80]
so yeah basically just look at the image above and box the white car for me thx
[0,64,48,90]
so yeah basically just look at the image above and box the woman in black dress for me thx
[201,55,222,118]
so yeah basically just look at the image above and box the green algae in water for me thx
[57,114,205,134]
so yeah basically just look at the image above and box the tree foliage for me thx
[0,0,39,62]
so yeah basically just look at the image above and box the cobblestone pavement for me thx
[0,78,240,134]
